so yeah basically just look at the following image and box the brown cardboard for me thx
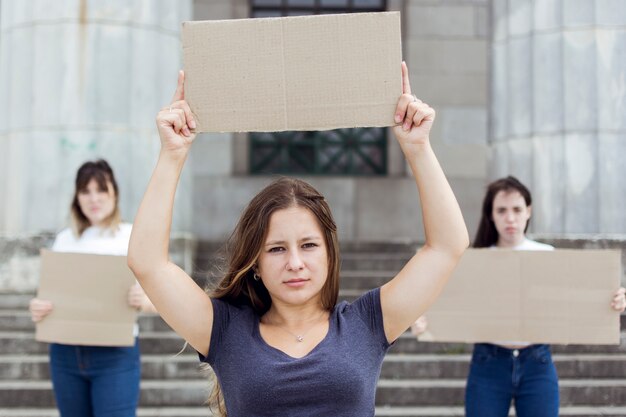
[418,249,621,345]
[182,12,402,132]
[35,250,137,346]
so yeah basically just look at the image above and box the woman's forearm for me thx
[405,143,469,256]
[128,152,187,279]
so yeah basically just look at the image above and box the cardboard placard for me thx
[418,249,621,345]
[182,12,402,132]
[36,250,137,346]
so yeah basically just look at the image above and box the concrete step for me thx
[389,333,626,355]
[0,294,35,311]
[0,408,213,417]
[2,407,626,417]
[375,378,626,406]
[3,331,626,356]
[5,353,626,381]
[4,407,626,417]
[374,406,626,416]
[339,270,396,289]
[0,311,175,333]
[340,253,412,271]
[381,353,626,379]
[0,331,194,355]
[0,354,208,381]
[0,380,209,407]
[2,379,626,408]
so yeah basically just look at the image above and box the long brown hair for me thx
[207,177,340,416]
[472,175,532,248]
[70,159,121,237]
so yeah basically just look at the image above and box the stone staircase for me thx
[1,242,626,416]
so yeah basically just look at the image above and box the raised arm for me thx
[380,62,469,342]
[128,71,213,356]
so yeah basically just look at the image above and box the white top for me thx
[511,237,554,252]
[52,223,132,255]
[493,237,554,348]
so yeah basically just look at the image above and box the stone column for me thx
[490,0,626,235]
[0,0,192,235]
[403,0,490,238]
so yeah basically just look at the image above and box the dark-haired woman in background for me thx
[29,159,156,417]
[464,176,626,417]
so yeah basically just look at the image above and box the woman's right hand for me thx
[156,70,197,159]
[410,315,429,337]
[392,62,436,155]
[29,298,53,323]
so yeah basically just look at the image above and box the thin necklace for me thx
[263,311,328,343]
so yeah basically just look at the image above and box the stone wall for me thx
[187,0,489,242]
[0,234,195,292]
[3,1,622,292]
[0,0,193,235]
[0,0,192,291]
[489,0,626,235]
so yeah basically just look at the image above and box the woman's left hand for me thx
[392,61,436,152]
[410,316,429,337]
[611,287,626,312]
[128,283,147,311]
[156,70,197,160]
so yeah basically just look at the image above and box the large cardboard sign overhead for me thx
[418,249,621,345]
[182,12,402,132]
[36,250,137,346]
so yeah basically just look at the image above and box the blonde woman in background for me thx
[30,159,156,417]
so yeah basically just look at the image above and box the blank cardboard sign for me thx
[182,12,402,132]
[418,249,621,345]
[36,250,137,346]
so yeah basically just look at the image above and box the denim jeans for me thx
[49,339,141,417]
[465,343,559,417]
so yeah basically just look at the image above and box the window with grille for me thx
[249,0,388,176]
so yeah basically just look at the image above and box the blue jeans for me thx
[49,339,141,417]
[465,343,559,417]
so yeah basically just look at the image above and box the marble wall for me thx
[0,0,193,235]
[490,0,626,235]
[2,0,624,291]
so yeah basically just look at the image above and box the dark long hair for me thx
[472,176,532,248]
[70,159,120,237]
[206,177,340,416]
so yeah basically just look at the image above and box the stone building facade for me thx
[0,0,624,290]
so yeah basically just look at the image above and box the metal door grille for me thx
[249,0,388,176]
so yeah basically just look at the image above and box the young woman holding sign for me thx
[414,176,626,417]
[465,176,626,417]
[29,159,156,417]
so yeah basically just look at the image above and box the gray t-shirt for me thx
[200,288,392,417]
